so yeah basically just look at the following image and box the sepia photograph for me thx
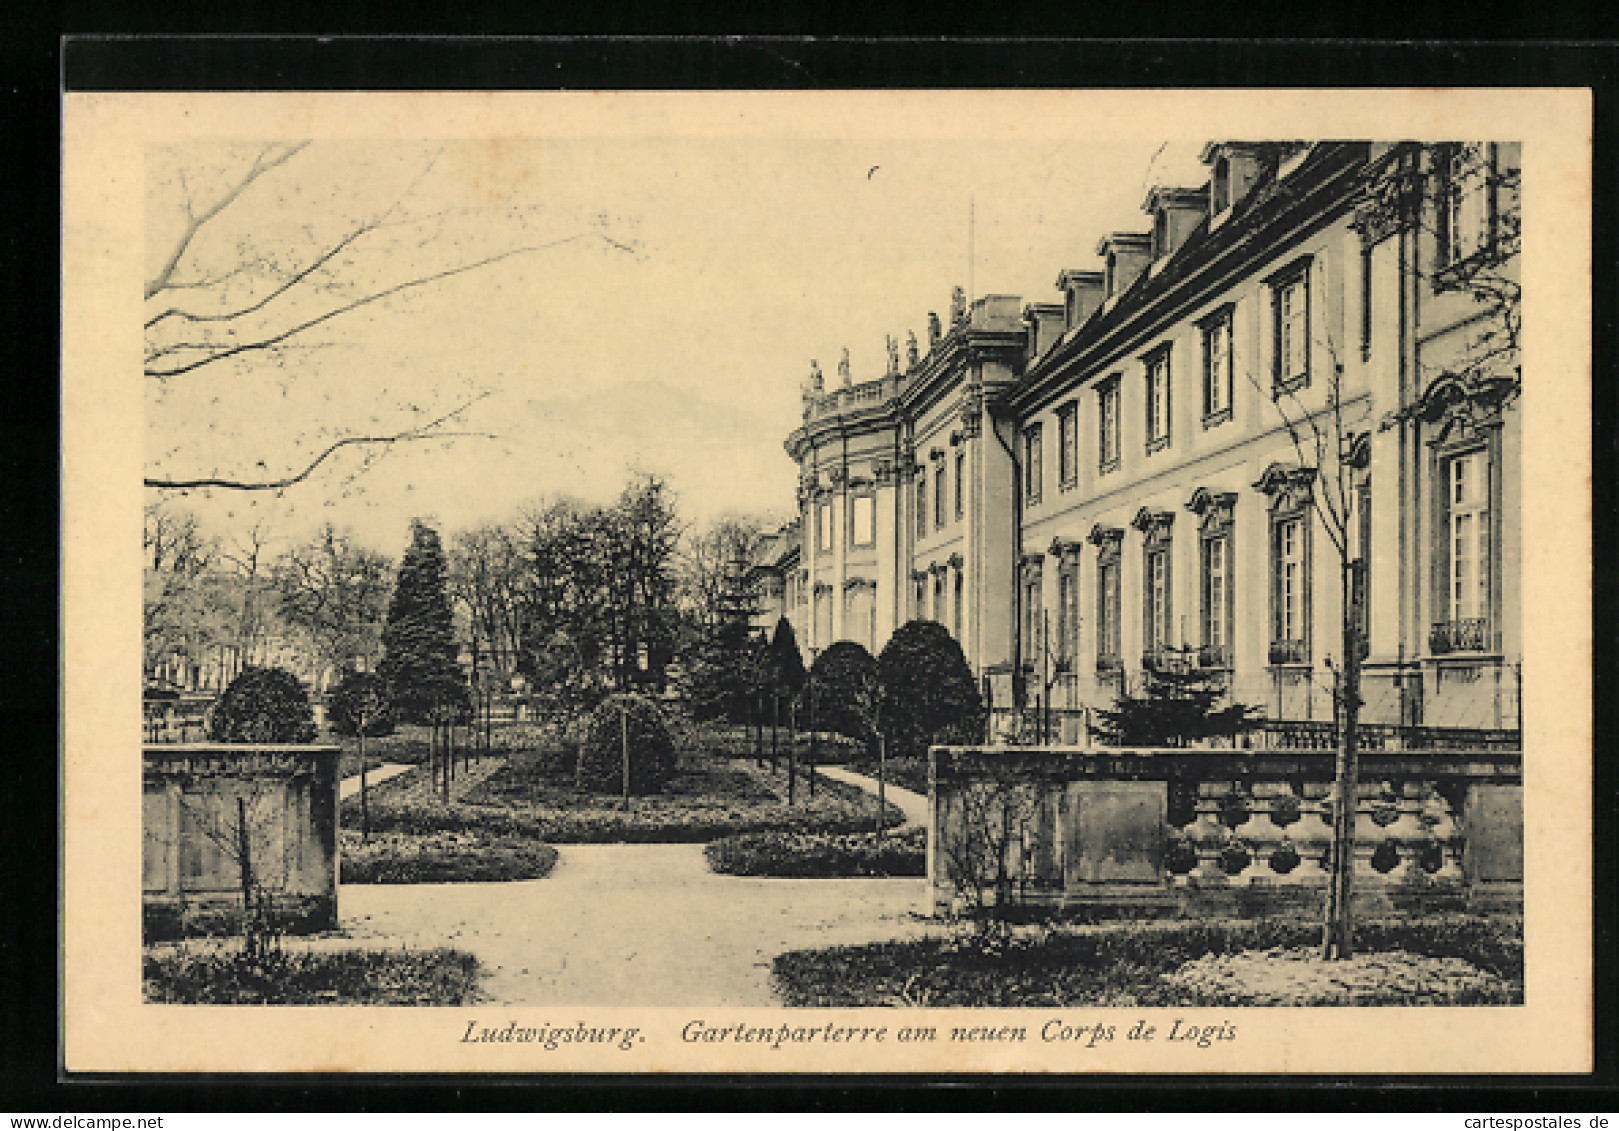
[61,88,1592,1074]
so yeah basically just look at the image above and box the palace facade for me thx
[768,140,1521,741]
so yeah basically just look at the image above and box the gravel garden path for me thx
[341,842,936,1006]
[338,762,414,800]
[812,767,930,827]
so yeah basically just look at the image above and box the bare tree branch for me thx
[145,233,634,380]
[145,394,493,491]
[145,142,310,301]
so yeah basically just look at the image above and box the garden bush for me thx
[876,620,985,760]
[705,825,926,877]
[208,666,316,744]
[144,944,483,1005]
[327,668,395,738]
[805,641,878,750]
[576,694,678,794]
[771,914,1523,1008]
[340,831,558,884]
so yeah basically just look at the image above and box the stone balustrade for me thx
[928,745,1521,919]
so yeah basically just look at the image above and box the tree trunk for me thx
[358,720,369,841]
[787,699,797,806]
[1322,561,1362,960]
[876,734,887,844]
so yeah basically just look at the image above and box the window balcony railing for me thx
[1429,617,1490,655]
[1252,719,1521,753]
[1142,646,1195,674]
[1198,643,1233,669]
[1268,638,1309,665]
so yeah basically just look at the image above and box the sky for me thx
[145,131,1210,557]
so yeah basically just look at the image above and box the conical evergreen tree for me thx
[767,617,806,701]
[378,520,467,725]
[1093,653,1261,748]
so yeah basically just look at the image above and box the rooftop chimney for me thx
[1095,233,1152,300]
[1055,268,1104,331]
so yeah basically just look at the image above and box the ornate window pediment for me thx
[1048,536,1083,561]
[1087,523,1124,560]
[1254,461,1317,513]
[947,551,964,569]
[843,576,875,592]
[1415,371,1516,448]
[1130,506,1176,546]
[1185,488,1238,535]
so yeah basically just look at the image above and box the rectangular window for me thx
[1098,559,1121,664]
[1201,534,1231,664]
[1443,143,1495,267]
[1145,348,1171,452]
[934,462,946,529]
[1271,514,1309,662]
[1022,570,1043,663]
[816,502,832,555]
[1448,452,1490,623]
[913,574,926,617]
[953,569,964,639]
[1057,565,1079,664]
[1057,402,1078,489]
[1024,424,1043,506]
[1098,378,1121,473]
[1201,313,1232,426]
[1144,548,1171,654]
[954,451,965,520]
[1273,271,1310,393]
[934,573,946,623]
[915,478,927,539]
[850,494,875,547]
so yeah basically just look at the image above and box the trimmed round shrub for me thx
[876,619,986,760]
[326,668,395,738]
[209,666,317,744]
[576,694,677,794]
[805,641,878,750]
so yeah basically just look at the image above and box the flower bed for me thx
[340,830,558,884]
[143,944,483,1005]
[771,915,1522,1007]
[705,826,926,878]
[344,744,902,845]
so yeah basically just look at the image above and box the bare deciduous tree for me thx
[144,141,638,493]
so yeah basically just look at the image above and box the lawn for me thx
[144,943,484,1005]
[341,830,558,884]
[771,915,1523,1007]
[705,825,926,878]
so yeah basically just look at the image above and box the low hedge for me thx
[340,831,558,884]
[144,944,483,1005]
[772,914,1523,1008]
[705,826,926,878]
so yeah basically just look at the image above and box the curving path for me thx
[341,842,933,1005]
[812,767,930,828]
[338,762,414,801]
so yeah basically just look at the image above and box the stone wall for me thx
[928,745,1521,919]
[142,744,340,938]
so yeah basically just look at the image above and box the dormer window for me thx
[1104,252,1117,298]
[1211,156,1231,214]
[1152,209,1170,260]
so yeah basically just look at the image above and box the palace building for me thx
[768,141,1521,743]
